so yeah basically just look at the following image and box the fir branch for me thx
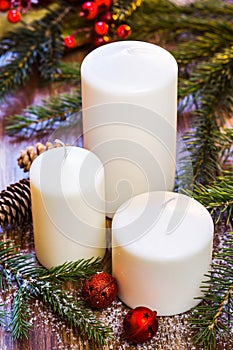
[9,284,33,340]
[178,111,221,187]
[130,0,233,42]
[0,236,110,342]
[52,61,81,84]
[38,257,103,283]
[187,175,233,225]
[178,51,233,187]
[6,91,82,137]
[112,0,143,22]
[178,45,233,99]
[0,3,72,99]
[30,281,112,345]
[190,233,233,349]
[0,239,36,290]
[0,304,7,325]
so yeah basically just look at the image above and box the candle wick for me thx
[161,197,176,208]
[54,139,68,159]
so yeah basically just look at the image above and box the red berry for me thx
[116,24,131,39]
[123,306,158,344]
[0,0,11,12]
[94,21,109,35]
[63,35,77,49]
[94,35,110,47]
[80,1,98,20]
[99,10,114,23]
[7,9,21,23]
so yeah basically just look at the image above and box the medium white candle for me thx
[81,41,178,217]
[112,191,214,316]
[30,146,106,268]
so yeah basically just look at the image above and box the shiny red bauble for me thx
[94,21,109,35]
[82,272,118,308]
[123,306,158,344]
[63,35,77,49]
[0,0,11,12]
[7,9,21,23]
[80,1,98,20]
[116,24,131,39]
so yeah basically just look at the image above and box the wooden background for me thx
[0,40,232,350]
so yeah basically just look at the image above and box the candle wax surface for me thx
[112,191,214,316]
[81,41,178,217]
[30,146,106,268]
[81,41,177,95]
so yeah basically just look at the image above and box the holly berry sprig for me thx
[64,0,132,49]
[0,0,53,23]
[0,1,132,47]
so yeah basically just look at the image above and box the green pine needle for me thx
[30,281,113,345]
[9,284,33,340]
[186,174,233,225]
[190,233,233,349]
[0,304,7,327]
[0,236,111,343]
[38,257,103,282]
[6,90,82,137]
[112,0,143,22]
[0,3,72,99]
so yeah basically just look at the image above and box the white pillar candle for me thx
[30,146,106,268]
[81,41,178,217]
[112,191,214,316]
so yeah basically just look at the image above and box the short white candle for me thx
[112,191,214,316]
[81,41,178,217]
[30,146,106,268]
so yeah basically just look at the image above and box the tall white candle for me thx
[30,146,106,268]
[112,191,214,316]
[81,40,178,217]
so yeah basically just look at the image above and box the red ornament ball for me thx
[64,35,77,49]
[82,271,118,308]
[7,9,21,23]
[123,306,158,344]
[0,0,11,12]
[94,21,109,35]
[116,24,131,39]
[80,1,98,20]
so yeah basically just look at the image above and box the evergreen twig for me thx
[31,281,112,345]
[189,233,233,349]
[9,284,33,340]
[0,304,7,325]
[186,174,233,225]
[112,0,143,21]
[0,237,111,343]
[0,3,72,99]
[39,257,103,282]
[6,91,82,137]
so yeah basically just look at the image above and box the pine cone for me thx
[0,179,31,228]
[17,141,63,172]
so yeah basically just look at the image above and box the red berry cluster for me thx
[0,0,20,23]
[64,0,132,49]
[0,0,51,24]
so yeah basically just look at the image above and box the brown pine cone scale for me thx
[0,179,31,228]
